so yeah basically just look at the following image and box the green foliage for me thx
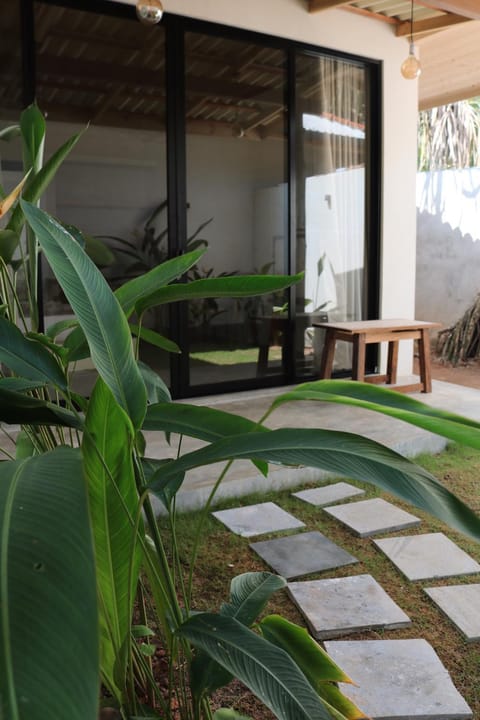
[2,105,480,720]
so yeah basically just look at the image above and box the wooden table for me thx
[312,319,441,393]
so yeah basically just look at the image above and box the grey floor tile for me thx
[288,574,411,639]
[374,533,480,581]
[250,530,358,580]
[425,584,480,641]
[211,501,304,537]
[293,482,365,507]
[324,639,472,719]
[324,497,421,537]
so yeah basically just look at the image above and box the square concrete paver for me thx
[374,533,480,581]
[324,497,421,537]
[211,502,304,537]
[287,574,411,639]
[250,530,358,580]
[324,639,472,719]
[293,482,365,507]
[425,584,480,641]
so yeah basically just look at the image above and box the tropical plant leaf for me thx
[0,387,83,429]
[0,448,99,720]
[269,380,480,448]
[20,103,45,172]
[147,428,480,540]
[21,201,147,429]
[0,377,46,392]
[83,379,142,704]
[179,613,333,720]
[138,361,172,404]
[136,274,303,315]
[130,324,180,354]
[214,710,253,720]
[0,124,21,142]
[45,317,79,341]
[222,573,286,626]
[63,325,90,362]
[0,230,19,262]
[141,458,184,510]
[115,249,206,317]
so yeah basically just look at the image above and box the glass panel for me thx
[184,31,288,388]
[295,53,367,376]
[33,2,168,391]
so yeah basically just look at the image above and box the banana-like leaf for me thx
[83,379,142,703]
[135,274,303,315]
[130,324,180,354]
[115,248,206,317]
[0,448,99,720]
[138,361,171,404]
[0,377,46,391]
[63,325,90,362]
[45,317,79,341]
[179,613,333,720]
[0,124,21,142]
[214,710,253,720]
[19,103,45,171]
[0,318,67,390]
[147,428,480,540]
[192,573,287,700]
[0,174,29,218]
[143,403,268,478]
[259,616,367,720]
[222,573,286,626]
[269,380,480,449]
[0,387,83,429]
[21,201,147,429]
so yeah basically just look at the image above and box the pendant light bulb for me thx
[401,42,422,79]
[136,0,164,25]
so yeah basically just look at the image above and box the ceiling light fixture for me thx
[400,0,421,80]
[136,0,164,25]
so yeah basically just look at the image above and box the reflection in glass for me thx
[184,32,288,388]
[295,54,367,376]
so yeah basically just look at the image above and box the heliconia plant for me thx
[1,105,480,720]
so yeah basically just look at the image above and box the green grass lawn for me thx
[156,443,480,718]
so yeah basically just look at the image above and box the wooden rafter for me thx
[396,12,471,35]
[417,0,480,19]
[309,0,350,12]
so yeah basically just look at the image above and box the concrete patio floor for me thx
[145,376,480,512]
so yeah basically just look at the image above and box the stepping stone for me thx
[374,532,480,581]
[293,482,365,506]
[324,497,421,537]
[287,574,411,639]
[250,530,358,580]
[324,639,472,719]
[212,502,304,537]
[425,584,480,641]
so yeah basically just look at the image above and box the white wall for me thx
[116,0,419,374]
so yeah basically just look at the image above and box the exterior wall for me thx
[416,168,480,331]
[116,0,419,373]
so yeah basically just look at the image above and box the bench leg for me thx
[352,333,366,381]
[386,340,399,384]
[418,328,432,392]
[319,328,336,379]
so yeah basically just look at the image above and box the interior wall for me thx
[116,0,419,374]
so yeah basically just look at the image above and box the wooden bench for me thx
[312,319,441,393]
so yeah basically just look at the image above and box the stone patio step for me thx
[292,481,365,506]
[425,584,480,642]
[374,532,480,581]
[324,497,421,537]
[324,638,472,719]
[287,574,411,639]
[249,530,358,580]
[211,501,304,537]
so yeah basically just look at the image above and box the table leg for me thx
[387,340,399,384]
[319,328,336,379]
[352,333,366,381]
[418,328,432,392]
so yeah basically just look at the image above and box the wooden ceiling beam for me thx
[416,0,480,20]
[396,13,471,36]
[309,0,351,12]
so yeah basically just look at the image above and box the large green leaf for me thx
[179,613,333,720]
[0,317,67,390]
[83,379,142,703]
[138,361,171,404]
[147,428,480,540]
[135,274,303,314]
[115,249,206,317]
[20,103,45,172]
[0,387,83,429]
[21,201,147,429]
[269,380,480,449]
[0,448,99,720]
